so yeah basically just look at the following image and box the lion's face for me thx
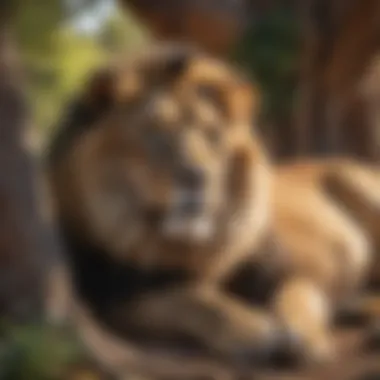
[54,45,264,248]
[97,89,233,243]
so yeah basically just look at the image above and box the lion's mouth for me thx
[162,190,215,242]
[163,214,214,242]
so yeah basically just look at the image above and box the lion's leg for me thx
[273,277,334,365]
[326,209,371,299]
[113,286,281,364]
[278,221,369,304]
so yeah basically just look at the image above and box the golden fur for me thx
[267,159,380,363]
[273,159,380,292]
[273,160,371,297]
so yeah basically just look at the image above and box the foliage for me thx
[234,5,300,125]
[98,8,149,54]
[0,322,90,380]
[14,0,147,147]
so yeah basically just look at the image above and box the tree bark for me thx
[0,6,55,321]
[295,0,380,160]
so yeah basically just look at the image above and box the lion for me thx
[47,43,375,371]
[46,43,283,365]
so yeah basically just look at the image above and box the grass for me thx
[0,321,105,380]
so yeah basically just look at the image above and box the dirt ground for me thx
[144,329,380,380]
[77,325,379,380]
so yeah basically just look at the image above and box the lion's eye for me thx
[196,84,227,118]
[197,84,220,101]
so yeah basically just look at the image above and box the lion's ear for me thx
[84,66,144,106]
[165,50,192,79]
[154,46,194,84]
[84,47,193,106]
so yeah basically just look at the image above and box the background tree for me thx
[0,0,53,321]
[0,1,145,377]
[295,0,380,160]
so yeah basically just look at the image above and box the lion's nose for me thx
[176,166,205,192]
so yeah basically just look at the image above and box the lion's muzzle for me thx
[161,165,216,242]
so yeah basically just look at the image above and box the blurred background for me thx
[1,0,380,378]
[15,0,148,151]
[16,0,380,161]
[13,0,301,157]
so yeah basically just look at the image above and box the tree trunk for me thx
[0,5,55,321]
[295,0,380,160]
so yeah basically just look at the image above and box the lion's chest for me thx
[61,227,192,316]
